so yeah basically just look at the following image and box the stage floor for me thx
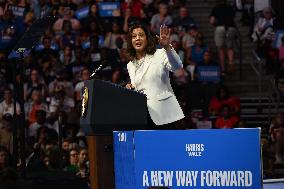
[263,179,284,189]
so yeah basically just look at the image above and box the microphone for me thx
[90,64,103,78]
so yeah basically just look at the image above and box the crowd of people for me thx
[0,0,283,186]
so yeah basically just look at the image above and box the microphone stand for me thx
[90,64,103,79]
[10,48,27,178]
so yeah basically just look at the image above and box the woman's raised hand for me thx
[159,24,171,50]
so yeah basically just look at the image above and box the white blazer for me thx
[127,48,185,125]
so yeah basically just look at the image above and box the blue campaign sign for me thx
[114,129,262,189]
[98,2,121,17]
[197,66,220,82]
[8,4,25,17]
[113,131,136,188]
[75,6,89,20]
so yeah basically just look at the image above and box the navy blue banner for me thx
[98,2,121,17]
[197,66,220,82]
[114,129,261,189]
[7,4,25,17]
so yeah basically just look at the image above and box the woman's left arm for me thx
[159,25,183,72]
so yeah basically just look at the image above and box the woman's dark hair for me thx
[216,85,230,100]
[126,24,157,61]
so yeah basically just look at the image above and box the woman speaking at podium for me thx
[126,24,184,127]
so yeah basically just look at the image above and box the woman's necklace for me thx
[134,55,146,73]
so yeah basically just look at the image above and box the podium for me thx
[80,79,147,189]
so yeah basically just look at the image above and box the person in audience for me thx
[77,148,89,179]
[0,114,13,154]
[185,32,208,81]
[0,145,16,180]
[36,36,59,63]
[27,126,59,171]
[74,67,90,102]
[195,50,220,83]
[29,110,51,140]
[81,2,103,34]
[215,105,239,129]
[61,138,71,167]
[65,148,79,174]
[53,7,80,33]
[66,46,86,84]
[182,24,198,51]
[108,37,129,84]
[252,7,275,44]
[170,32,185,63]
[103,22,125,50]
[269,113,284,163]
[140,0,156,24]
[209,0,237,75]
[0,9,25,37]
[62,138,71,152]
[85,35,104,70]
[150,2,173,35]
[208,85,240,117]
[123,7,141,33]
[48,70,74,98]
[30,0,51,19]
[48,110,67,136]
[44,140,61,170]
[173,6,196,38]
[121,0,144,19]
[0,87,20,120]
[0,26,16,52]
[24,69,47,101]
[58,20,78,49]
[49,85,75,115]
[199,51,219,67]
[25,88,49,125]
[59,45,76,66]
